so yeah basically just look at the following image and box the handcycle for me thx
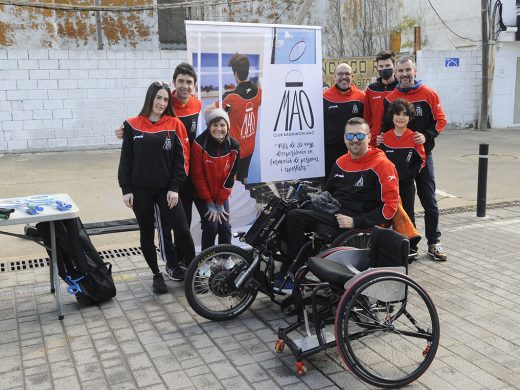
[184,181,372,321]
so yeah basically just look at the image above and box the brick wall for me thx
[0,49,186,152]
[416,50,481,129]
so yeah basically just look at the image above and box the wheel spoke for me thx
[185,245,258,321]
[335,272,439,388]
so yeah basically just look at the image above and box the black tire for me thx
[334,270,440,388]
[331,228,373,249]
[184,244,258,321]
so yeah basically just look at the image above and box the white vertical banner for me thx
[186,21,324,184]
[259,27,324,181]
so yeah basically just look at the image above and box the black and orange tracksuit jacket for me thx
[363,77,398,146]
[171,92,201,143]
[191,132,240,205]
[324,147,399,228]
[379,128,426,185]
[384,82,447,154]
[118,115,190,195]
[323,84,365,154]
[217,81,262,158]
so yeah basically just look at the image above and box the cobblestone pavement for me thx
[1,205,520,390]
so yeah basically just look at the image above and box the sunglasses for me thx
[345,132,368,141]
[153,81,170,89]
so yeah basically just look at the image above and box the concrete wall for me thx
[492,41,520,127]
[417,50,481,129]
[0,49,186,152]
[0,1,158,49]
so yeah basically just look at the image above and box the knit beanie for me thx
[205,107,230,128]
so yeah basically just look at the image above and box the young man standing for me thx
[363,50,398,147]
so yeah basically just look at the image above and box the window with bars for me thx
[157,0,192,49]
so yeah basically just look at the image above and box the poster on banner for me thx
[186,21,325,184]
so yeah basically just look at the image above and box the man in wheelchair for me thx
[279,117,399,287]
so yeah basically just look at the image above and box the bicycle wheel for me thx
[331,228,373,249]
[334,270,440,388]
[184,244,257,321]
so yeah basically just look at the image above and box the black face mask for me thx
[378,68,394,80]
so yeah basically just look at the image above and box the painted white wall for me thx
[417,49,481,129]
[491,42,520,127]
[400,0,481,51]
[0,49,186,152]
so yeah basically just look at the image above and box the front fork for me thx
[234,250,261,289]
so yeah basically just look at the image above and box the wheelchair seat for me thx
[307,226,409,286]
[308,248,370,285]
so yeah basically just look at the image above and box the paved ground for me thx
[1,128,520,389]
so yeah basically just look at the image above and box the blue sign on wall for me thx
[445,58,460,67]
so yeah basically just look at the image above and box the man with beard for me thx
[363,50,398,147]
[276,118,399,292]
[323,63,365,179]
[383,56,448,262]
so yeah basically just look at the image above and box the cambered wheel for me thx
[331,228,373,249]
[184,244,257,321]
[334,270,440,388]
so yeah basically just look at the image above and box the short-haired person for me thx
[379,99,426,254]
[364,50,398,147]
[383,56,448,261]
[279,118,399,290]
[191,108,240,249]
[116,63,202,281]
[323,63,365,179]
[118,81,195,294]
[208,53,262,184]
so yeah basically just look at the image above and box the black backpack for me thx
[37,217,116,306]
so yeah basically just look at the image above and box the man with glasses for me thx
[283,117,399,278]
[323,63,365,179]
[383,56,448,262]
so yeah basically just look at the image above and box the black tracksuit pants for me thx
[132,186,195,274]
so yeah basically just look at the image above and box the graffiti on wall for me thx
[322,56,378,90]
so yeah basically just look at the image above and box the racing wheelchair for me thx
[274,225,439,387]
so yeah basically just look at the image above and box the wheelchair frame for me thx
[274,232,440,388]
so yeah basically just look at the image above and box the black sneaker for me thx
[152,273,168,294]
[164,265,185,281]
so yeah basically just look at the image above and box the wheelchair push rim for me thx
[184,244,257,321]
[334,271,440,388]
[331,228,373,249]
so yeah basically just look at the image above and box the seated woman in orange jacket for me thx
[191,108,240,250]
